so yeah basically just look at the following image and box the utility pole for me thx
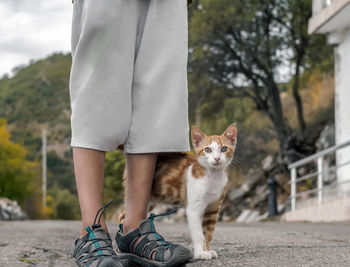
[42,128,47,208]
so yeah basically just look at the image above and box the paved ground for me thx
[1,220,350,266]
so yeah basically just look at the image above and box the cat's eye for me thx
[204,147,212,153]
[221,146,228,152]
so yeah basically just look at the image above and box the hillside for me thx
[0,53,77,217]
[0,53,72,158]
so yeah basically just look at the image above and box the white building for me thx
[309,0,350,195]
[282,0,350,222]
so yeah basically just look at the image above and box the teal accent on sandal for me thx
[85,226,103,255]
[149,217,167,244]
[149,217,155,232]
[146,209,179,246]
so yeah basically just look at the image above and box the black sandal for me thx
[115,209,192,267]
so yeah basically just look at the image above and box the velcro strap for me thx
[154,246,167,262]
[144,241,165,260]
[123,231,141,253]
[135,235,153,256]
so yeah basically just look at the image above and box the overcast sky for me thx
[0,0,72,77]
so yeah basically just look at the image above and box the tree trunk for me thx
[292,54,306,136]
[267,82,291,155]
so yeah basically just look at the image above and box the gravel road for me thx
[1,220,350,266]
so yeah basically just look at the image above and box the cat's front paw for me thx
[209,250,218,258]
[194,250,213,260]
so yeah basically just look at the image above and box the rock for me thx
[228,187,246,203]
[221,214,233,222]
[243,197,253,205]
[256,212,268,221]
[315,124,336,183]
[323,167,336,183]
[220,201,242,219]
[0,198,27,220]
[245,210,260,222]
[223,169,276,222]
[298,167,308,177]
[251,184,269,207]
[236,209,252,223]
[236,209,261,223]
[261,155,275,172]
[316,124,335,152]
[241,169,265,192]
[241,183,250,192]
[0,205,10,220]
[278,204,285,214]
[255,184,269,195]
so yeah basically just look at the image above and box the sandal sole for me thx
[99,257,125,267]
[116,246,192,267]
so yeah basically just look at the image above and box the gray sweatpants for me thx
[69,0,190,153]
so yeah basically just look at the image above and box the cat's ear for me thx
[191,126,207,148]
[221,123,237,145]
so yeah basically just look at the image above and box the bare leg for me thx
[122,153,158,234]
[73,147,107,238]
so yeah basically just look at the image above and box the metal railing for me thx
[288,140,350,211]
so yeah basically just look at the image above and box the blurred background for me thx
[1,0,348,223]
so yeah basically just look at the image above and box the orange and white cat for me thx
[118,123,237,260]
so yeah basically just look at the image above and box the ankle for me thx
[122,220,140,235]
[122,212,148,234]
[122,224,137,235]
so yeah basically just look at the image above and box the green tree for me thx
[46,150,75,193]
[0,118,39,204]
[189,0,333,160]
[47,184,80,220]
[103,150,126,204]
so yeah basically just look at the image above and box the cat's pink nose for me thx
[214,157,220,162]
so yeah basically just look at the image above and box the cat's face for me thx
[191,123,237,170]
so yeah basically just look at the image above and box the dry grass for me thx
[282,72,334,130]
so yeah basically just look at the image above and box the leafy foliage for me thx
[103,150,126,205]
[47,184,80,220]
[46,150,75,193]
[0,119,39,204]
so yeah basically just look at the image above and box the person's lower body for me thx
[72,147,159,266]
[69,0,191,265]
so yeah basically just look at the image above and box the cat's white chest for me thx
[186,165,227,209]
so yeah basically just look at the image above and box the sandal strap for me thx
[135,233,156,256]
[154,246,166,261]
[116,208,181,262]
[143,240,160,258]
[142,238,167,259]
[134,232,168,259]
[147,207,178,221]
